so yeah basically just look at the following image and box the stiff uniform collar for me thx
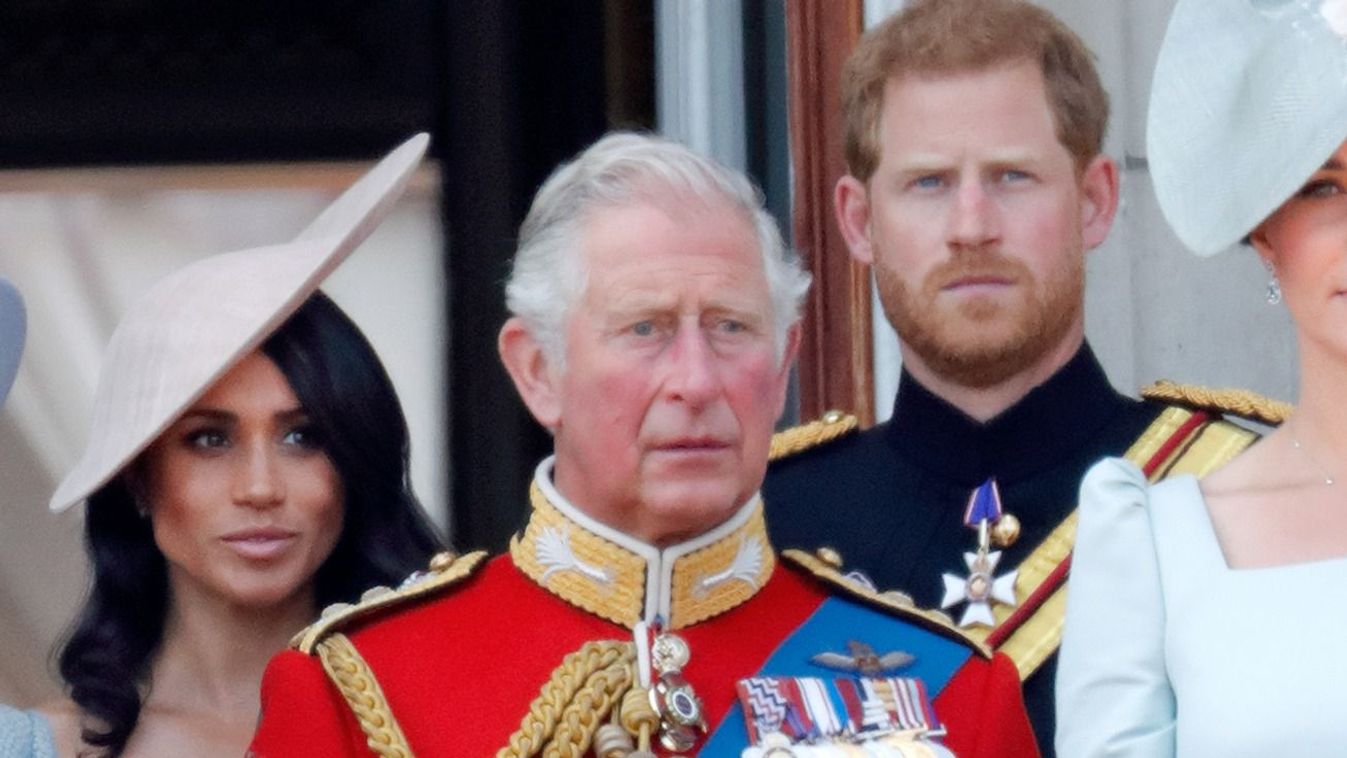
[887,345,1132,485]
[510,457,776,630]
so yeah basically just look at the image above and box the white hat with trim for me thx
[49,133,429,513]
[1149,0,1347,255]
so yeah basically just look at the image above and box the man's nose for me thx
[232,441,285,508]
[663,324,721,407]
[947,179,1000,250]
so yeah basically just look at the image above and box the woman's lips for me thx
[221,528,299,560]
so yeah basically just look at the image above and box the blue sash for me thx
[700,597,973,755]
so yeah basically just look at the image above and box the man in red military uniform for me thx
[249,133,1036,757]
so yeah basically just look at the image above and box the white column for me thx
[655,0,747,170]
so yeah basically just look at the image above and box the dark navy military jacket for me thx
[764,345,1162,757]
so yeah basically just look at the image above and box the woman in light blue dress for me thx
[1057,1,1347,756]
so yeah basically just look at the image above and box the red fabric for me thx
[252,646,369,756]
[250,555,1034,756]
[937,652,1041,758]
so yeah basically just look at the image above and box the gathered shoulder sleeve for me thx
[0,704,56,758]
[1055,457,1175,758]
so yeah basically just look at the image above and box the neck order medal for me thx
[940,478,1019,628]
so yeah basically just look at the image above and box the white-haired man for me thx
[250,134,1034,756]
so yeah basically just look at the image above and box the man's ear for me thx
[498,317,562,429]
[1079,155,1120,251]
[834,175,876,265]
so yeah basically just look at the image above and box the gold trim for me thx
[769,410,859,461]
[510,483,776,630]
[496,640,637,758]
[993,586,1069,680]
[1142,380,1292,426]
[511,485,647,628]
[1124,406,1195,475]
[1156,419,1260,479]
[669,521,775,629]
[294,551,489,654]
[989,408,1259,679]
[317,633,415,758]
[782,549,993,659]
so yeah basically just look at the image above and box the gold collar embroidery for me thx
[510,457,775,629]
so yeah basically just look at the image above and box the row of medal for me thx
[602,480,1018,755]
[736,675,955,757]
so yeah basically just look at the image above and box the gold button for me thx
[320,602,353,620]
[815,546,844,569]
[991,514,1021,548]
[428,551,457,572]
[360,585,393,603]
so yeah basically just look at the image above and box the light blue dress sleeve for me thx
[0,703,56,758]
[1055,458,1175,758]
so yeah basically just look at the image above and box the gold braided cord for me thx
[769,411,858,461]
[542,657,635,758]
[497,641,637,758]
[317,633,415,758]
[1142,380,1292,426]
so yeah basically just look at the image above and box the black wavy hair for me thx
[56,291,445,756]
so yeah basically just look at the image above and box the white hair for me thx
[504,132,812,366]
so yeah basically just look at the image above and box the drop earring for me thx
[1264,260,1282,305]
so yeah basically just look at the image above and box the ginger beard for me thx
[875,248,1084,389]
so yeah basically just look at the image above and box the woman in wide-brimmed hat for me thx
[2,135,445,758]
[1057,1,1347,755]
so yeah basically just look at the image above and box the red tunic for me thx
[250,484,1035,757]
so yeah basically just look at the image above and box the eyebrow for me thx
[179,406,307,423]
[893,149,1039,174]
[1324,157,1344,171]
[893,154,954,173]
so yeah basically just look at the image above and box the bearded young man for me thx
[762,1,1261,754]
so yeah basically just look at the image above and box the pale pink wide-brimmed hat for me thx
[49,133,429,513]
[0,277,25,406]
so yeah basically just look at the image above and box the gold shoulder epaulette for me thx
[769,410,859,461]
[781,548,992,659]
[1142,380,1292,426]
[293,550,489,654]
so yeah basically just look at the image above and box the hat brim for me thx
[1148,0,1347,256]
[49,133,430,513]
